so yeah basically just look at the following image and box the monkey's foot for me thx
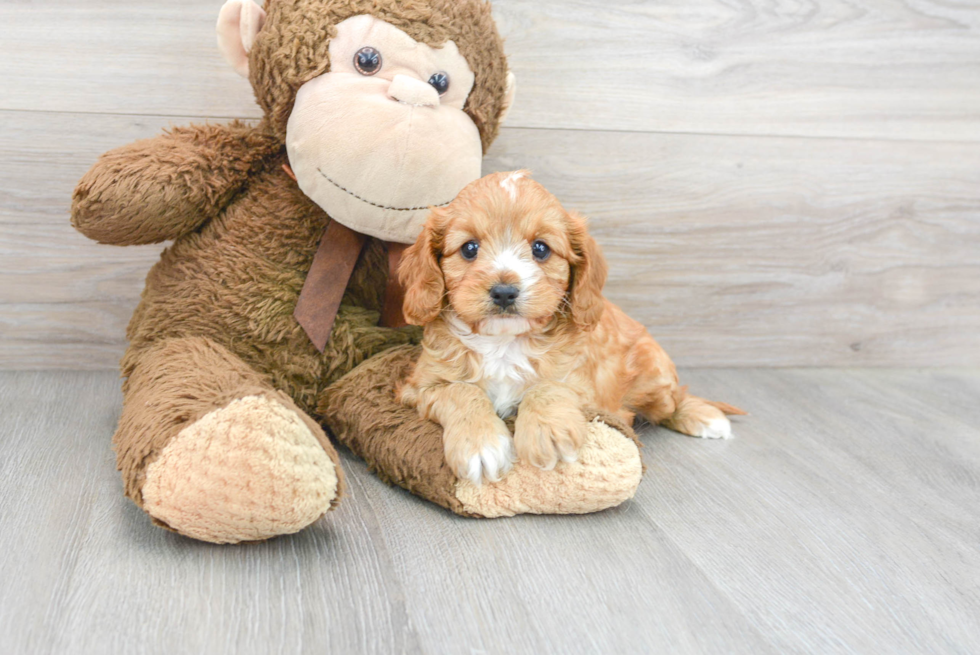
[455,417,642,517]
[320,346,644,518]
[141,395,340,544]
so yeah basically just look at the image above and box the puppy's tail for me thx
[704,399,747,416]
[661,388,746,439]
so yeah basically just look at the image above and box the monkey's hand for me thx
[71,121,280,245]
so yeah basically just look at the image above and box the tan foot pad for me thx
[455,417,643,518]
[142,395,339,544]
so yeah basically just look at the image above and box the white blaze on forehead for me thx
[500,171,526,201]
[493,244,541,287]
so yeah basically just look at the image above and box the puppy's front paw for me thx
[514,404,588,470]
[444,418,515,486]
[695,416,733,440]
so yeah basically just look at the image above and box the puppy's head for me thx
[399,170,607,334]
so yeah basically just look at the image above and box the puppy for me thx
[397,171,745,485]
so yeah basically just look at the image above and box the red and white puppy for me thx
[398,171,744,485]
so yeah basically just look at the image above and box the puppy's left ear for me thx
[399,209,448,326]
[567,211,608,331]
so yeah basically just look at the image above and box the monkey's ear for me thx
[499,72,518,124]
[217,0,267,78]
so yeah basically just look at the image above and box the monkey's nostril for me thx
[490,284,519,309]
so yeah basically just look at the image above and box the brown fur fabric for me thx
[117,336,345,516]
[71,0,507,541]
[251,0,508,151]
[320,345,471,514]
[319,345,643,516]
[114,147,421,415]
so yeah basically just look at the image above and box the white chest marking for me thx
[448,315,538,418]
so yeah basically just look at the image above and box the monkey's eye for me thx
[460,241,479,261]
[428,72,450,95]
[532,240,551,261]
[354,47,382,75]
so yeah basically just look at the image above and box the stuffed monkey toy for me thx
[71,0,643,544]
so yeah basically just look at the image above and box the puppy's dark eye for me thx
[532,240,551,261]
[460,240,480,261]
[354,47,382,75]
[428,72,450,95]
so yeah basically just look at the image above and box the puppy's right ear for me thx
[567,211,608,331]
[399,209,447,326]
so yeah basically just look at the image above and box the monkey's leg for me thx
[116,336,343,544]
[319,346,644,518]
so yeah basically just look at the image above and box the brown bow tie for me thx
[286,165,408,352]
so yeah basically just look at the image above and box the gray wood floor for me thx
[2,369,979,654]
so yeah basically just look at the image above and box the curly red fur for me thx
[399,172,745,481]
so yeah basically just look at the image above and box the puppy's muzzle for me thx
[490,284,519,309]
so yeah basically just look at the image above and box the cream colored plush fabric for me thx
[216,0,267,77]
[286,15,484,244]
[454,418,644,517]
[142,395,339,544]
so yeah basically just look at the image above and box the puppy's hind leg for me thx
[661,390,746,440]
[625,336,745,439]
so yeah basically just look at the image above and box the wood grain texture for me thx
[494,0,980,141]
[1,369,979,654]
[0,0,257,120]
[1,0,978,367]
[2,109,977,368]
[641,368,980,653]
[2,0,978,141]
[486,128,980,367]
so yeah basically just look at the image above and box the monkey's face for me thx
[285,15,484,244]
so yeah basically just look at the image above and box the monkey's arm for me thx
[71,121,281,245]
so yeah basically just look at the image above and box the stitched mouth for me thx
[317,168,454,212]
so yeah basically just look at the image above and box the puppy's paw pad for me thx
[463,433,515,485]
[697,417,733,440]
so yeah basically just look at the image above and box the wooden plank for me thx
[2,369,979,653]
[0,1,258,120]
[494,0,980,141]
[341,453,779,655]
[485,127,980,367]
[1,0,978,141]
[2,109,978,368]
[635,368,980,653]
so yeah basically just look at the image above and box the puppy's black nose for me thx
[490,284,520,309]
